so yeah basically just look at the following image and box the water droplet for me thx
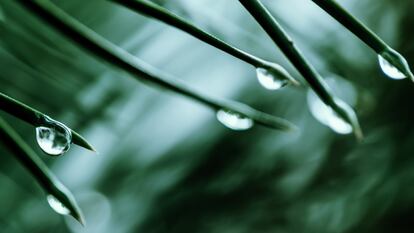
[307,92,352,134]
[36,116,72,156]
[47,194,70,215]
[216,109,253,131]
[378,55,406,80]
[256,67,289,90]
[307,76,357,135]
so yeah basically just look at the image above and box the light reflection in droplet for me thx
[35,116,72,156]
[307,92,353,134]
[307,76,357,135]
[47,194,70,215]
[216,109,254,131]
[256,67,289,90]
[378,55,406,80]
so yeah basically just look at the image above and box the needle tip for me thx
[354,127,364,142]
[408,71,414,83]
[289,78,301,87]
[75,214,86,227]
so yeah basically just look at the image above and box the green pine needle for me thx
[0,92,96,152]
[110,0,299,86]
[311,0,414,82]
[239,0,363,140]
[0,117,85,225]
[15,0,297,132]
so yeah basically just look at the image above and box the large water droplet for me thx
[307,76,357,135]
[47,194,70,215]
[216,109,253,131]
[256,67,289,90]
[36,116,72,156]
[378,55,406,80]
[307,92,352,134]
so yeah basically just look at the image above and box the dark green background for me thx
[0,0,413,232]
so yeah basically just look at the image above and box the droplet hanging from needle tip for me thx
[256,67,289,90]
[36,115,72,156]
[378,48,413,80]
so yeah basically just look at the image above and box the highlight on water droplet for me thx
[36,115,72,156]
[216,109,254,131]
[307,92,352,134]
[47,194,71,215]
[377,47,413,80]
[307,76,357,135]
[256,67,289,90]
[378,55,406,80]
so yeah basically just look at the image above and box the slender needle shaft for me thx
[111,0,299,85]
[15,0,297,132]
[239,0,363,139]
[0,117,85,225]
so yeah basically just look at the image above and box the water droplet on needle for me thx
[47,194,70,215]
[256,67,289,90]
[307,76,357,135]
[36,115,72,156]
[307,91,353,134]
[378,55,406,80]
[378,48,413,80]
[216,109,254,131]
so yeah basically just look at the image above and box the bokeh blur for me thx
[0,0,413,232]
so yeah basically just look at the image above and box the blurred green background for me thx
[0,0,413,232]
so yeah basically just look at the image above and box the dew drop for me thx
[307,91,352,134]
[256,67,289,90]
[36,116,72,156]
[307,76,357,135]
[378,55,406,80]
[47,195,70,215]
[216,109,254,131]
